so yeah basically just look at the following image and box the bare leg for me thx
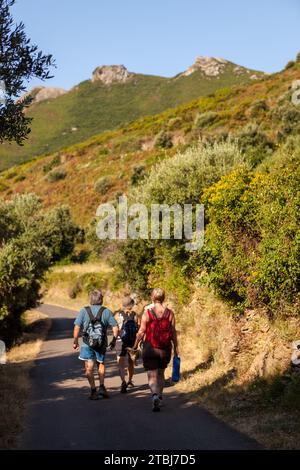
[85,360,96,389]
[117,356,126,382]
[98,362,105,386]
[157,368,165,396]
[128,355,134,382]
[147,370,160,395]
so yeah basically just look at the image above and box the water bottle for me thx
[172,355,181,383]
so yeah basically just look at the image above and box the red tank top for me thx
[145,308,173,349]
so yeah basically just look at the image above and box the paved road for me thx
[20,304,261,450]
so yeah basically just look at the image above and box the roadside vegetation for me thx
[0,309,51,449]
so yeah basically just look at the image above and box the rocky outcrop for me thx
[21,86,67,104]
[92,65,133,85]
[181,56,229,77]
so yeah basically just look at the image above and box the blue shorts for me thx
[79,344,106,363]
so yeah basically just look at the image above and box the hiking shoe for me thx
[89,388,99,400]
[152,394,160,412]
[98,384,109,398]
[127,380,134,388]
[121,381,128,393]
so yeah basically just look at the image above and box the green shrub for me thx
[250,100,268,118]
[285,60,295,70]
[43,154,61,174]
[296,52,300,63]
[154,131,173,149]
[94,176,113,194]
[167,117,183,130]
[198,149,300,316]
[194,111,218,129]
[0,182,8,192]
[236,123,274,167]
[131,165,146,186]
[0,194,78,344]
[130,140,244,206]
[46,169,67,182]
[14,174,26,182]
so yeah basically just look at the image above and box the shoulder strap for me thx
[163,308,172,320]
[149,308,157,320]
[95,306,106,322]
[85,306,95,324]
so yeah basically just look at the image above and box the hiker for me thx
[73,289,119,400]
[133,287,179,412]
[114,296,139,393]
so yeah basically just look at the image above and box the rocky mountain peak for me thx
[92,65,133,85]
[182,56,229,77]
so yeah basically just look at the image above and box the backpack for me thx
[120,312,138,345]
[82,306,106,352]
[146,308,173,349]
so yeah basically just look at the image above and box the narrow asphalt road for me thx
[20,304,261,450]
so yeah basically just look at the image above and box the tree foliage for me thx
[0,0,55,144]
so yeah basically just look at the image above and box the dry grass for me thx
[0,310,51,449]
[53,261,113,275]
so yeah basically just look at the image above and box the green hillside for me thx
[0,59,263,170]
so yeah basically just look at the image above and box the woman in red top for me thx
[134,288,179,412]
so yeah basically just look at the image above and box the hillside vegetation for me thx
[0,62,298,224]
[0,60,263,170]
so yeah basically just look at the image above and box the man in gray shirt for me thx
[73,290,119,400]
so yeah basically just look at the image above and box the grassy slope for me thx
[0,63,262,170]
[0,64,299,225]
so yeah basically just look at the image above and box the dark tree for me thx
[0,0,55,144]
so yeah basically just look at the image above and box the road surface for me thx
[20,304,261,450]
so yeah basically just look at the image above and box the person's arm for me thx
[73,309,84,350]
[73,325,80,350]
[133,312,148,349]
[171,313,179,356]
[107,311,120,350]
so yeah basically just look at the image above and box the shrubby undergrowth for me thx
[114,138,300,317]
[0,194,78,343]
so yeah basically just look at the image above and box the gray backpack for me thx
[82,306,106,351]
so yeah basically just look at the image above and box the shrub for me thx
[236,123,274,167]
[296,52,300,63]
[46,169,67,182]
[131,165,146,186]
[194,111,218,129]
[285,60,295,70]
[250,100,269,118]
[154,131,173,149]
[94,176,112,194]
[130,140,244,206]
[198,150,300,316]
[0,194,78,344]
[167,117,183,130]
[14,174,26,182]
[43,154,61,174]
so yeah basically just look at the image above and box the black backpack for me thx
[82,306,106,352]
[120,313,138,345]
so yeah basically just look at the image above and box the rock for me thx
[181,56,229,77]
[92,65,133,85]
[20,86,67,104]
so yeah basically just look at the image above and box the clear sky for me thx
[11,0,300,91]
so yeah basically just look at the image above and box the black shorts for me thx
[142,341,172,371]
[119,340,135,357]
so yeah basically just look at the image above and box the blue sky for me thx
[12,0,300,91]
